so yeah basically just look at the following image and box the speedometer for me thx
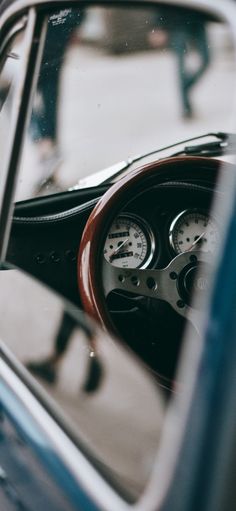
[104,215,155,268]
[169,209,219,254]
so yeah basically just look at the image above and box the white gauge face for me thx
[170,210,219,254]
[104,215,154,268]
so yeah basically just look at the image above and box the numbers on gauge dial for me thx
[104,215,154,268]
[169,210,219,254]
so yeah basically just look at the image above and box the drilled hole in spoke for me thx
[131,275,140,287]
[146,277,157,291]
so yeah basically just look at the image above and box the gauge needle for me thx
[188,231,206,251]
[109,238,129,261]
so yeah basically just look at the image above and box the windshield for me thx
[1,5,236,200]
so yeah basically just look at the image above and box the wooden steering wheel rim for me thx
[77,156,220,332]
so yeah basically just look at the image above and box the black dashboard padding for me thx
[7,173,218,307]
[8,195,100,304]
[13,185,109,217]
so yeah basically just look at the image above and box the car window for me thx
[9,5,236,200]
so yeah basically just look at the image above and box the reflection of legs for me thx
[186,26,210,91]
[0,82,11,111]
[26,311,75,384]
[26,310,103,392]
[30,59,62,143]
[172,26,210,118]
[172,31,192,117]
[29,57,64,192]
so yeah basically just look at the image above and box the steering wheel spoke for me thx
[103,258,179,303]
[103,250,210,333]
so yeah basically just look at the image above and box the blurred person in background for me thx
[30,8,85,192]
[150,8,211,118]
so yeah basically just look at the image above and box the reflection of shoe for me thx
[36,174,63,195]
[0,83,11,110]
[35,147,63,194]
[183,106,193,119]
[39,147,62,179]
[26,359,57,384]
[82,356,103,393]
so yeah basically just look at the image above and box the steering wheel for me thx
[78,156,220,360]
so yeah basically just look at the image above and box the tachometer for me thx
[169,209,219,254]
[104,215,155,268]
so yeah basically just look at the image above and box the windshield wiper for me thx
[127,131,236,163]
[72,132,236,189]
[172,132,236,157]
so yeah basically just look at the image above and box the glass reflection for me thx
[0,267,164,502]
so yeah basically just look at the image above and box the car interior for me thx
[0,2,235,392]
[0,1,236,509]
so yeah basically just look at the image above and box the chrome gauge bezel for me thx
[169,208,219,255]
[103,213,156,269]
[169,209,188,254]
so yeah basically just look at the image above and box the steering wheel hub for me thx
[177,260,209,306]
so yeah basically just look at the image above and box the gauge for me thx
[104,215,155,268]
[169,209,219,254]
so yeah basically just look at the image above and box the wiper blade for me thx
[173,132,236,157]
[130,131,235,162]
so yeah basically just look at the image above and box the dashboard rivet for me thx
[65,249,76,261]
[35,253,45,264]
[170,271,177,280]
[177,300,185,308]
[50,251,61,263]
[190,255,197,262]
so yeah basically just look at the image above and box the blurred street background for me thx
[0,6,236,200]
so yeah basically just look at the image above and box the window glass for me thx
[0,267,164,502]
[13,5,236,200]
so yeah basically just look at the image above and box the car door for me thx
[0,1,236,511]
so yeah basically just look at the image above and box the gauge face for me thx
[169,210,219,254]
[104,215,154,268]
